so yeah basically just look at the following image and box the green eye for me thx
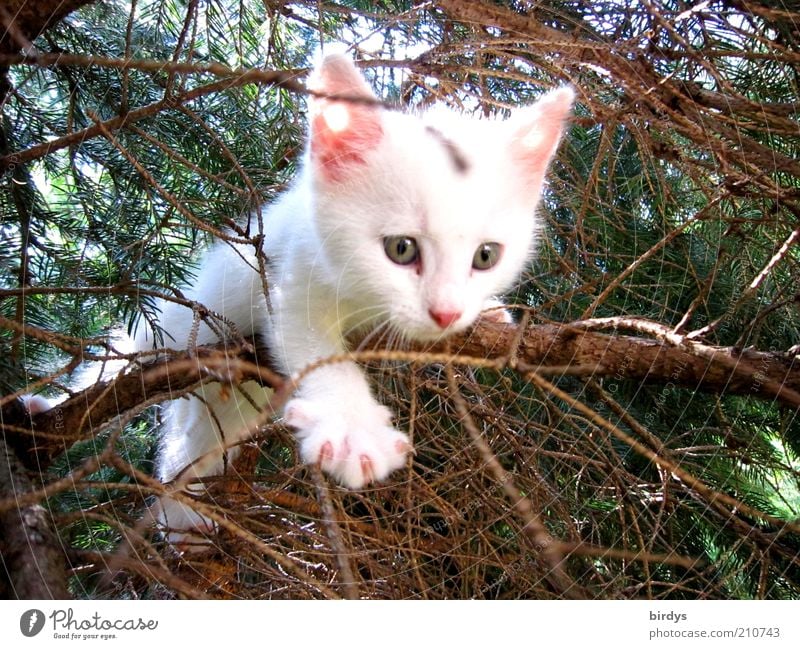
[472,242,502,270]
[384,236,419,266]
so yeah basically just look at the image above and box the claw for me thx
[360,455,375,484]
[395,439,414,455]
[319,441,334,463]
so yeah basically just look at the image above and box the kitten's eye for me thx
[472,242,503,270]
[384,236,419,266]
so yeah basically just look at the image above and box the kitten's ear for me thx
[308,54,383,180]
[510,86,575,183]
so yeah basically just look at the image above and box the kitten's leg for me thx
[269,276,413,488]
[155,380,272,548]
[140,243,273,547]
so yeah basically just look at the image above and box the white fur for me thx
[133,54,573,542]
[21,394,52,416]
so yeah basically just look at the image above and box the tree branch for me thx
[0,52,388,174]
[4,318,798,471]
[0,0,96,54]
[0,434,70,598]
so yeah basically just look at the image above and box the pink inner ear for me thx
[511,119,565,175]
[311,104,383,181]
[511,87,574,176]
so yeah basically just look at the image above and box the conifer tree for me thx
[1,0,798,599]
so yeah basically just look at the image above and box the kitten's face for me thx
[306,54,573,341]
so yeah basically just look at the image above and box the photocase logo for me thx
[20,609,46,637]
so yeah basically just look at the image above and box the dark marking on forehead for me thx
[425,126,470,174]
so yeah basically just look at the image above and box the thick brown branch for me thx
[0,435,70,598]
[6,318,798,471]
[2,343,285,470]
[0,0,96,54]
[444,320,800,408]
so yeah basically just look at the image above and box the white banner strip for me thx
[2,600,797,648]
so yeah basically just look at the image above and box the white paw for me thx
[284,397,412,489]
[154,494,217,553]
[22,394,52,415]
[481,298,514,324]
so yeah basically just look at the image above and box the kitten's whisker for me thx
[352,318,393,351]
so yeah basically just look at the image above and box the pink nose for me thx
[429,309,462,329]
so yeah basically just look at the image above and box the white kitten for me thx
[137,53,574,542]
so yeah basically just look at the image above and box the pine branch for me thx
[0,52,387,174]
[4,341,287,470]
[5,317,798,470]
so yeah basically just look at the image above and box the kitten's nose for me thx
[429,309,462,329]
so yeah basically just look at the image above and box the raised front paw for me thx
[284,398,412,489]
